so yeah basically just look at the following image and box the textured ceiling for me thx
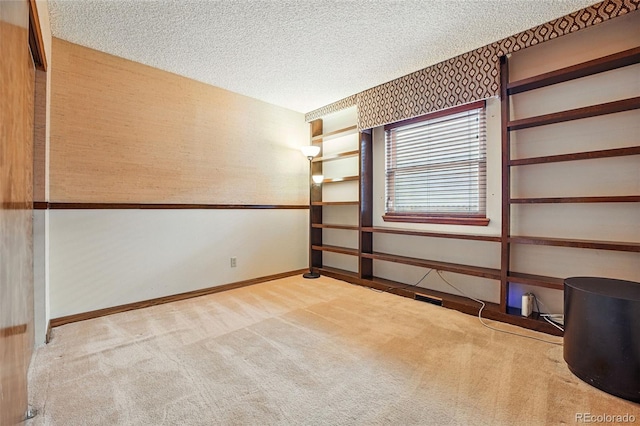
[48,0,598,113]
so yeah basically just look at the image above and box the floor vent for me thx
[414,294,443,306]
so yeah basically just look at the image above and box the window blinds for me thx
[385,103,486,216]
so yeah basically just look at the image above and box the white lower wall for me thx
[49,209,307,318]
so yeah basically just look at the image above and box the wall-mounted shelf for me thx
[311,124,358,142]
[510,196,639,204]
[361,226,500,242]
[507,46,640,95]
[509,146,640,166]
[312,150,359,163]
[311,245,359,256]
[322,175,359,183]
[507,272,564,290]
[509,236,640,252]
[507,97,640,131]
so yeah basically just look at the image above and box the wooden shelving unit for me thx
[306,46,638,337]
[308,113,368,277]
[500,46,640,317]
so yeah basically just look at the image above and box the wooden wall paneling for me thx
[50,38,307,205]
[1,1,35,423]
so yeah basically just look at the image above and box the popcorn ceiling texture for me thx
[48,0,599,115]
[307,0,639,129]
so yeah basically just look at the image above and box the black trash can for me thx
[564,277,640,402]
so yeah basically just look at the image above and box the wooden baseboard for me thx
[45,320,52,344]
[50,269,307,329]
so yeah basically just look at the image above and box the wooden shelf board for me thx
[311,125,358,142]
[312,223,359,230]
[311,244,359,256]
[311,201,359,206]
[317,266,359,279]
[507,47,640,95]
[362,251,501,280]
[507,272,564,290]
[510,196,640,204]
[507,97,640,131]
[362,226,500,242]
[323,175,359,184]
[509,236,640,252]
[509,146,640,166]
[312,150,359,163]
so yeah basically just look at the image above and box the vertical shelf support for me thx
[359,129,373,279]
[499,55,511,313]
[310,119,323,273]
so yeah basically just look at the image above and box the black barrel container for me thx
[564,277,640,402]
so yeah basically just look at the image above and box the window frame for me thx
[382,100,489,226]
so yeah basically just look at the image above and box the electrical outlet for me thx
[230,257,237,268]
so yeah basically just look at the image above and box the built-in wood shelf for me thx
[361,226,500,242]
[312,150,359,163]
[509,236,640,252]
[507,97,640,131]
[509,146,640,166]
[507,272,564,290]
[311,244,359,256]
[361,251,501,280]
[510,195,640,204]
[311,125,358,142]
[311,201,359,206]
[312,223,359,230]
[507,47,640,95]
[322,175,359,184]
[317,266,359,280]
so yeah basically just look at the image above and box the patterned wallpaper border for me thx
[304,0,639,129]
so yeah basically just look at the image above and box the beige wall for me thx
[50,38,308,205]
[47,38,310,321]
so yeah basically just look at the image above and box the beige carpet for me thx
[27,276,638,425]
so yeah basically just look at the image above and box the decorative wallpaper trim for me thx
[305,0,639,129]
[305,94,358,122]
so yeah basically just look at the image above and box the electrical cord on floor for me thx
[435,270,563,346]
[366,269,434,294]
[533,295,565,332]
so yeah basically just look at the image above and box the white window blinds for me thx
[385,101,486,217]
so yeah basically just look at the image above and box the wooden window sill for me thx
[382,214,490,226]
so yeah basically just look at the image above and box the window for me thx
[384,100,488,226]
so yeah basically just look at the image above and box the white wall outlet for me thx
[230,257,237,268]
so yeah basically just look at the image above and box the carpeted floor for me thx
[27,276,639,425]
